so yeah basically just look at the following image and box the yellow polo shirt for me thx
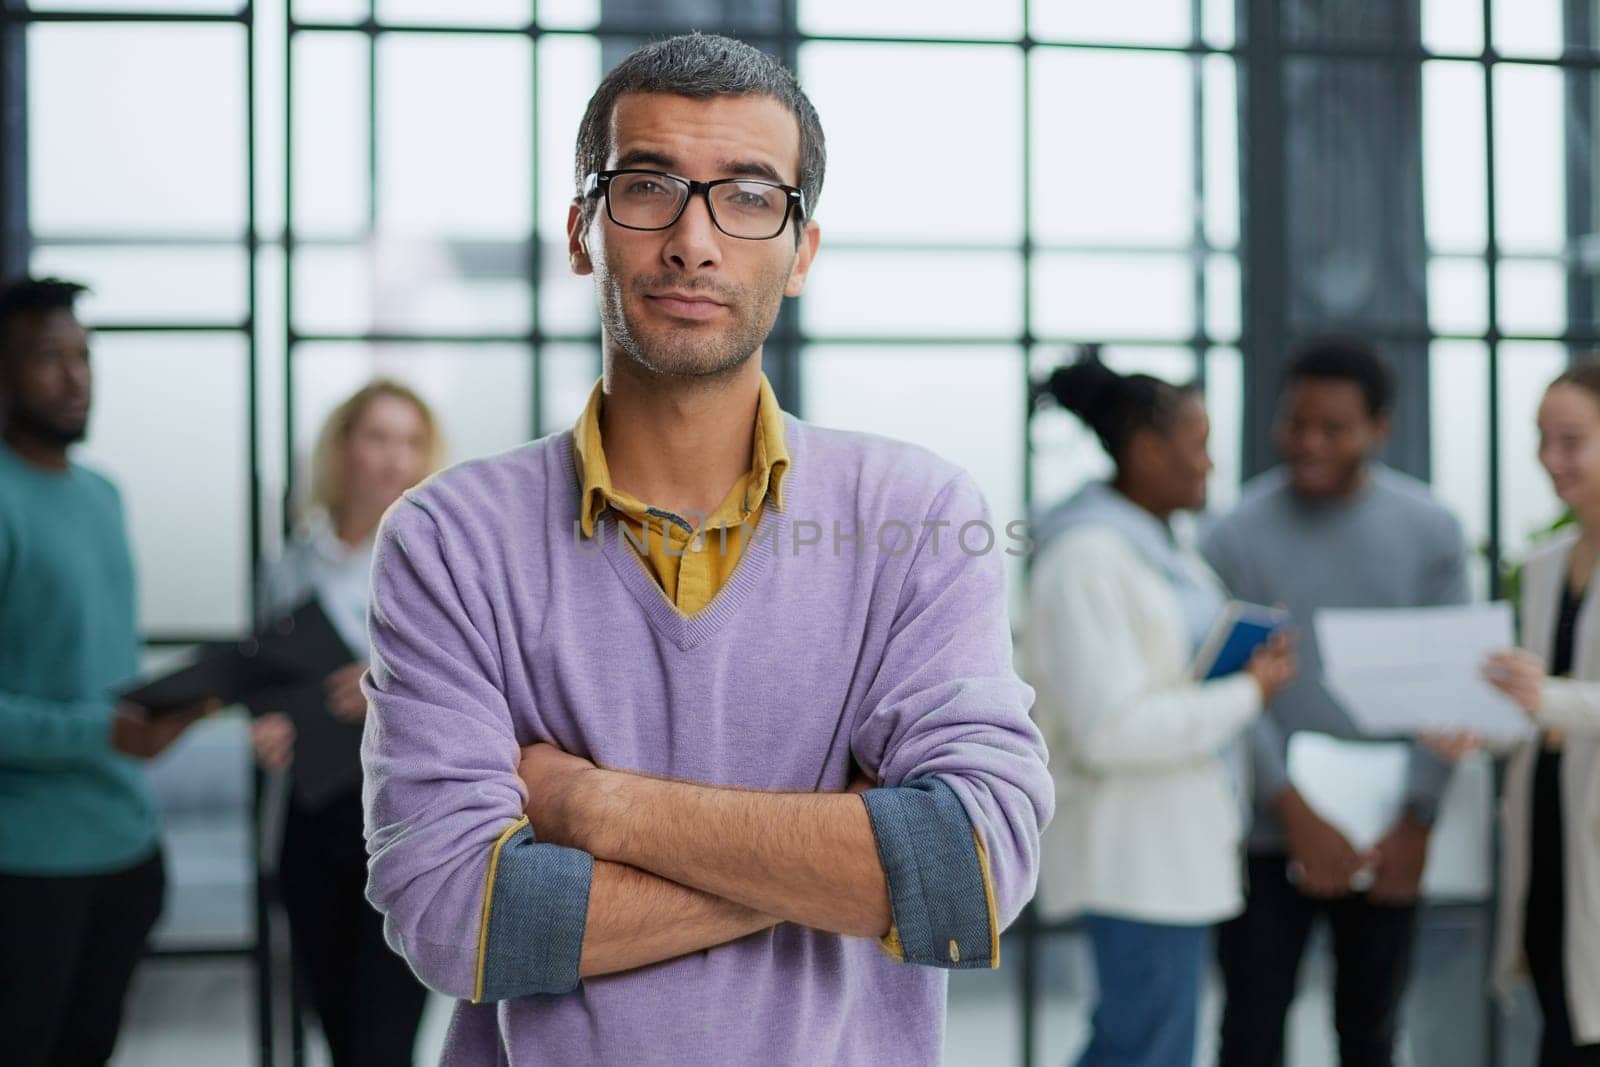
[572,375,788,614]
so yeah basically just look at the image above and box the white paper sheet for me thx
[1287,733,1407,852]
[1286,732,1495,900]
[1314,602,1534,742]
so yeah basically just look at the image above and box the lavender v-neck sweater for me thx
[361,416,1053,1066]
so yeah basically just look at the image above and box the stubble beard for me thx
[596,260,791,381]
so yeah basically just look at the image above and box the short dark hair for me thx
[573,33,826,231]
[1283,336,1394,417]
[0,277,89,368]
[0,276,88,332]
[1033,345,1198,464]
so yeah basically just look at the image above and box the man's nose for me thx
[661,191,722,271]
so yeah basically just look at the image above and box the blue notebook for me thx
[1192,602,1291,680]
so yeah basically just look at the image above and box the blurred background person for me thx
[1483,358,1600,1066]
[1202,338,1470,1067]
[250,379,444,1067]
[0,276,215,1066]
[1023,350,1296,1067]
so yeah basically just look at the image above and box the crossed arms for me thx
[518,746,887,981]
[362,482,1054,1003]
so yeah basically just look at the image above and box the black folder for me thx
[246,678,367,811]
[117,597,366,809]
[116,638,298,715]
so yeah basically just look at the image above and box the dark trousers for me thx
[1528,953,1600,1067]
[1525,750,1600,1067]
[279,791,427,1067]
[1218,854,1419,1067]
[0,849,165,1067]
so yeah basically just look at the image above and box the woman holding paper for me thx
[250,380,445,1066]
[1024,351,1297,1067]
[1481,360,1600,1064]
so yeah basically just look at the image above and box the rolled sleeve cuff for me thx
[473,817,594,1003]
[861,776,1000,970]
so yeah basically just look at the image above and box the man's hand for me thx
[1278,786,1367,898]
[325,662,368,723]
[844,767,877,795]
[111,698,220,759]
[517,743,601,849]
[1368,814,1431,904]
[251,712,295,771]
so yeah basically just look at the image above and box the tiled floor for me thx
[106,927,1401,1062]
[111,923,1535,1067]
[113,957,1051,1066]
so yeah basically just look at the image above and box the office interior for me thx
[0,0,1586,1064]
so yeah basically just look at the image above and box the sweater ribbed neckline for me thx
[555,414,799,651]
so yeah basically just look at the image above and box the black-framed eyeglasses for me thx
[583,169,806,241]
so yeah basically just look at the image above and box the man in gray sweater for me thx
[1202,338,1469,1067]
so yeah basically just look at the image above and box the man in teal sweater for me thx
[0,277,213,1066]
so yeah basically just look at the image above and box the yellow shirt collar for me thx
[572,374,790,538]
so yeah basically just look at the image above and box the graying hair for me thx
[573,33,826,234]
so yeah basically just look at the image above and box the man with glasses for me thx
[361,32,1053,1064]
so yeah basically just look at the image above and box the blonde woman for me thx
[251,380,444,1066]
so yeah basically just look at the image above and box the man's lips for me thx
[1290,462,1338,483]
[645,292,728,320]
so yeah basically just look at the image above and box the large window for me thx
[6,5,1239,1062]
[1418,1,1580,592]
[6,0,1245,631]
[797,11,1242,612]
[15,3,1591,638]
[22,10,253,638]
[12,1,1583,1062]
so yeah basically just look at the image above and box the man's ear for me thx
[783,219,821,299]
[568,200,594,277]
[1370,411,1394,448]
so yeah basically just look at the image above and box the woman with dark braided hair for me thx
[1021,349,1296,1067]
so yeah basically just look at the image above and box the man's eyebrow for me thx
[719,158,787,184]
[612,148,678,171]
[611,149,788,185]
